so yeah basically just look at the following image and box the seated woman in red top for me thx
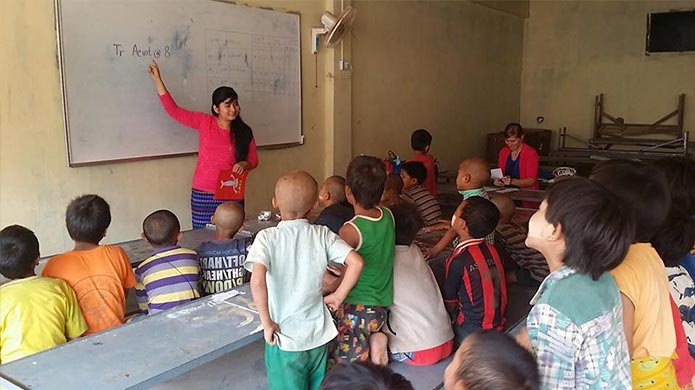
[494,123,539,190]
[147,60,259,228]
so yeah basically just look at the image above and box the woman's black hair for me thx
[211,86,253,162]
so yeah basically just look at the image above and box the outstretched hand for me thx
[147,60,161,80]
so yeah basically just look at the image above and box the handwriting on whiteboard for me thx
[205,29,299,97]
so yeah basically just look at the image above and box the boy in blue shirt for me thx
[196,202,250,294]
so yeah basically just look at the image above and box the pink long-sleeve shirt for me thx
[159,93,259,193]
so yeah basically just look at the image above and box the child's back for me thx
[344,207,395,306]
[1,276,86,363]
[248,220,352,349]
[43,245,134,334]
[42,194,135,334]
[197,237,250,295]
[0,224,87,364]
[409,128,437,197]
[136,210,200,314]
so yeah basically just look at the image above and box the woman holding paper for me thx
[147,60,259,228]
[494,123,539,190]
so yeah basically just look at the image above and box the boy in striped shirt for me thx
[135,210,201,314]
[400,161,442,226]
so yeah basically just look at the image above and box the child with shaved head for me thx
[246,170,364,390]
[315,175,355,234]
[196,202,250,295]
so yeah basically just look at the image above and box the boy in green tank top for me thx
[330,155,396,366]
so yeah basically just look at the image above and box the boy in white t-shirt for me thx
[246,170,364,390]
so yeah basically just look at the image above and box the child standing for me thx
[401,161,442,226]
[246,170,364,390]
[0,225,87,364]
[525,177,632,389]
[591,161,678,387]
[332,155,396,365]
[42,194,136,335]
[135,210,201,314]
[196,202,250,295]
[443,197,507,344]
[408,128,437,197]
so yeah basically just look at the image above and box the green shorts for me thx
[265,342,328,390]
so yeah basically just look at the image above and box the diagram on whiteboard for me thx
[205,30,300,98]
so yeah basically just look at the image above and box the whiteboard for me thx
[57,0,302,166]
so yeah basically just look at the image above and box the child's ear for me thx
[548,223,563,242]
[312,199,319,210]
[211,214,216,224]
[141,232,149,244]
[271,196,278,209]
[176,231,184,244]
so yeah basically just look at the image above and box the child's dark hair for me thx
[411,128,432,152]
[320,361,414,390]
[452,331,540,390]
[211,86,253,162]
[652,157,695,215]
[503,123,524,138]
[384,173,404,195]
[0,225,40,279]
[346,155,387,209]
[545,177,634,280]
[589,160,670,243]
[66,194,112,244]
[143,210,181,247]
[457,196,500,239]
[390,201,424,246]
[401,161,427,185]
[651,206,695,267]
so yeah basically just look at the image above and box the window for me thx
[646,10,695,54]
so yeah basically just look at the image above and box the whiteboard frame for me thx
[54,0,304,168]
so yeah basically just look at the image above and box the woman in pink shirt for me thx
[148,60,259,228]
[495,123,539,190]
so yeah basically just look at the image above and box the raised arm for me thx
[147,60,206,130]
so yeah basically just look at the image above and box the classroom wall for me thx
[0,0,331,255]
[521,0,695,146]
[350,0,524,171]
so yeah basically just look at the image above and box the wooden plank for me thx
[0,285,261,390]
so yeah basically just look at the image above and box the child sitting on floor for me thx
[443,196,506,345]
[332,156,396,366]
[426,157,492,258]
[196,202,250,295]
[381,201,454,365]
[135,210,201,314]
[491,194,549,285]
[42,194,136,335]
[443,331,540,390]
[314,175,355,235]
[401,161,442,226]
[0,225,87,364]
[408,128,437,197]
[379,173,407,209]
[246,170,363,390]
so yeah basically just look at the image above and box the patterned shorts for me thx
[329,303,386,365]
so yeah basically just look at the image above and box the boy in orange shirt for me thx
[43,194,136,335]
[408,128,437,197]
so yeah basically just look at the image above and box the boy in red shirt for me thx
[408,129,437,197]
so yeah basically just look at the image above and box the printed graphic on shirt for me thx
[196,238,250,295]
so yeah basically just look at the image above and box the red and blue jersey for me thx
[443,238,507,331]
